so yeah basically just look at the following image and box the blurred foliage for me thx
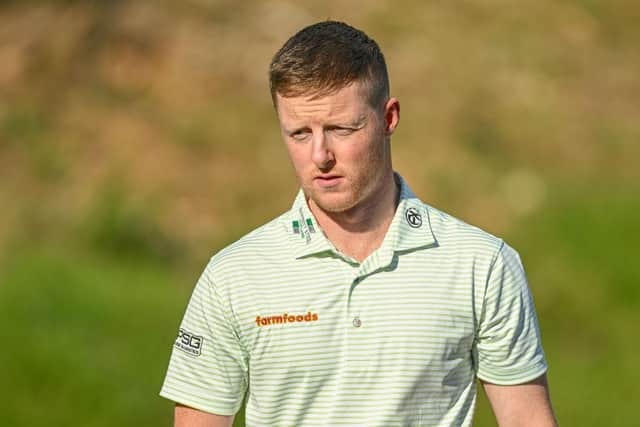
[0,247,184,426]
[0,0,638,426]
[82,178,183,264]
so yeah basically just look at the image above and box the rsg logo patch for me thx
[175,328,203,357]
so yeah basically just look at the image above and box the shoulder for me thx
[420,201,528,289]
[202,211,292,282]
[422,200,505,257]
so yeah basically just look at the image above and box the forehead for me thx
[276,82,371,123]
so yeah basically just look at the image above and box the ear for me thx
[383,97,400,135]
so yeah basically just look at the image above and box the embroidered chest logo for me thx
[405,207,422,228]
[256,312,319,327]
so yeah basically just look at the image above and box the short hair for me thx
[269,21,390,110]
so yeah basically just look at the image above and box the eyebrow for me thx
[329,116,368,129]
[284,115,368,135]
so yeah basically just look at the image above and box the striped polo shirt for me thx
[160,174,547,426]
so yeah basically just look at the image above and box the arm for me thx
[482,374,558,427]
[175,404,234,427]
[160,263,248,423]
[475,243,554,425]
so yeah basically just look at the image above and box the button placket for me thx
[349,275,363,328]
[345,274,369,366]
[352,316,362,328]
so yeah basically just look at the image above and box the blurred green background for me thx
[1,0,638,425]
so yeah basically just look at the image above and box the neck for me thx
[308,172,399,262]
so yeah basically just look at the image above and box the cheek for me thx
[352,133,386,164]
[286,145,310,174]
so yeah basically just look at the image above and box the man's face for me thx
[276,81,399,215]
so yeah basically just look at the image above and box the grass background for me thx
[1,1,638,425]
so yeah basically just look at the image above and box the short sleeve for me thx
[474,242,548,385]
[160,262,248,415]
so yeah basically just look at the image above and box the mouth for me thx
[313,174,343,188]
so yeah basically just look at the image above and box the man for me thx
[160,21,558,426]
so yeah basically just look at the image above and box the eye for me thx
[331,127,355,136]
[290,130,311,141]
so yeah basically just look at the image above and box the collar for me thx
[286,189,336,260]
[286,173,438,272]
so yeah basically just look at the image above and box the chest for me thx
[232,253,479,377]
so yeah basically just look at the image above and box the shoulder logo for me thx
[174,328,203,357]
[405,207,422,228]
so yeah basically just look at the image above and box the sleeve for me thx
[159,261,248,415]
[474,241,548,385]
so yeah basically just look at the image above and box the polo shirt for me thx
[160,174,548,427]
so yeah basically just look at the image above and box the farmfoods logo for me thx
[256,312,319,327]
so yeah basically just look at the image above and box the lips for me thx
[314,174,343,188]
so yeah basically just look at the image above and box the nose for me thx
[311,131,335,170]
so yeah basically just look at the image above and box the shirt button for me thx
[352,316,362,328]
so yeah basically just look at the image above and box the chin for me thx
[308,192,358,214]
